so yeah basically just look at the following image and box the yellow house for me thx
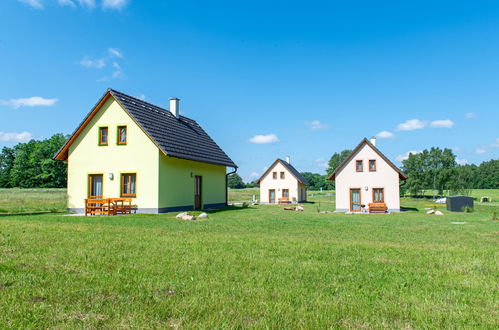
[257,157,309,204]
[54,89,237,213]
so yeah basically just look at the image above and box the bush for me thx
[241,202,249,208]
[463,206,474,213]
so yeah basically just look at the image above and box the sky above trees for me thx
[1,0,498,181]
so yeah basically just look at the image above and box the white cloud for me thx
[111,62,123,78]
[375,130,395,139]
[0,131,33,142]
[0,96,58,109]
[493,138,499,148]
[136,94,146,101]
[315,158,328,169]
[250,172,259,178]
[452,147,461,152]
[108,48,123,58]
[80,57,106,69]
[396,119,426,131]
[464,112,476,119]
[18,0,43,9]
[456,158,468,165]
[102,0,129,10]
[305,120,328,130]
[58,0,76,7]
[475,148,486,154]
[249,134,279,144]
[77,0,96,9]
[395,150,422,162]
[430,119,454,128]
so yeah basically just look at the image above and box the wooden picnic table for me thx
[85,198,133,216]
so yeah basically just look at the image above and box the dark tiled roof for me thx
[278,159,310,185]
[109,90,237,168]
[257,159,309,185]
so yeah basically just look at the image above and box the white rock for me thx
[181,214,196,220]
[435,211,444,216]
[176,212,188,219]
[426,210,435,214]
[295,206,304,211]
[198,213,208,219]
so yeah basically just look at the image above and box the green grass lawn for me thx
[0,188,67,214]
[0,189,498,328]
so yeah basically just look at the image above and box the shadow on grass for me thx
[400,206,419,212]
[205,205,254,214]
[0,211,68,218]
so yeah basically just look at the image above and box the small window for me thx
[373,188,384,203]
[280,172,285,179]
[99,127,108,146]
[117,126,127,145]
[369,160,376,172]
[121,173,136,197]
[272,172,277,179]
[282,189,289,198]
[356,160,363,172]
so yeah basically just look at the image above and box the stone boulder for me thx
[435,211,444,216]
[176,212,188,219]
[426,210,435,214]
[198,212,208,219]
[295,206,304,211]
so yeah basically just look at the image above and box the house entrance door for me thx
[350,188,361,212]
[269,189,276,204]
[194,176,202,210]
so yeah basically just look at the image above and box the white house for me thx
[327,138,407,213]
[257,157,309,204]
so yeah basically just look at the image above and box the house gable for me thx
[257,159,309,185]
[327,138,407,181]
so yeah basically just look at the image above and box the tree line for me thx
[1,134,497,194]
[0,134,68,188]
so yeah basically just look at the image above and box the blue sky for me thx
[1,0,498,182]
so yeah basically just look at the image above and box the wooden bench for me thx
[85,198,133,216]
[85,198,114,216]
[368,202,387,213]
[278,197,291,204]
[110,198,132,215]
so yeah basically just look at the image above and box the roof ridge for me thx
[109,88,193,122]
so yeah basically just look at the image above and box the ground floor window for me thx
[282,189,289,198]
[373,188,384,203]
[121,173,137,197]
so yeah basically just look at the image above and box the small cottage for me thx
[327,137,407,213]
[54,89,237,213]
[257,157,309,204]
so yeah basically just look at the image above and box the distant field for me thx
[0,195,497,327]
[0,188,66,214]
[0,188,497,214]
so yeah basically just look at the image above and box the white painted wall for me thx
[335,144,401,212]
[259,161,306,203]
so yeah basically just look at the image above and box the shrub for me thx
[241,202,249,209]
[463,206,474,213]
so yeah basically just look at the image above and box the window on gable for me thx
[117,126,127,145]
[99,127,108,146]
[121,173,136,197]
[272,172,277,179]
[356,160,363,172]
[369,160,376,172]
[280,172,285,179]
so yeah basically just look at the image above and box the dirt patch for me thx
[30,296,46,303]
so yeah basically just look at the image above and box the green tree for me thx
[476,159,499,189]
[228,173,245,189]
[0,147,15,188]
[326,149,352,177]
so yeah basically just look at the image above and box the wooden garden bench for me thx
[278,197,291,204]
[85,198,114,216]
[110,198,132,215]
[368,202,387,213]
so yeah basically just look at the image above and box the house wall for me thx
[335,144,401,212]
[67,97,160,213]
[158,154,227,212]
[259,162,300,203]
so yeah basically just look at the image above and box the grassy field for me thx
[0,188,67,214]
[0,189,498,327]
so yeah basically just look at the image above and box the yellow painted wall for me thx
[158,154,227,209]
[67,97,159,211]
